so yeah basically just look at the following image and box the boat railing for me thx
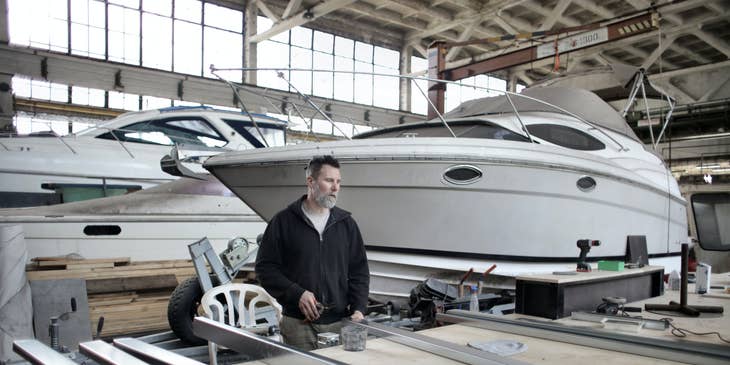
[211,67,629,151]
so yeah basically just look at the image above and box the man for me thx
[255,155,370,350]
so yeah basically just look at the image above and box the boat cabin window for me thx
[358,121,530,142]
[691,193,730,251]
[223,119,286,148]
[526,124,605,151]
[96,118,227,148]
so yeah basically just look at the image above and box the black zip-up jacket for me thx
[255,196,370,324]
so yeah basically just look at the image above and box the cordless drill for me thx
[576,239,600,272]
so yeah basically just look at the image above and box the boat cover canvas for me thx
[443,87,642,143]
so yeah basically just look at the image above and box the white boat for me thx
[0,106,287,207]
[0,176,264,262]
[204,87,687,281]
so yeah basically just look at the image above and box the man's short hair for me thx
[307,155,340,179]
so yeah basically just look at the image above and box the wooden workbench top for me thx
[240,273,730,364]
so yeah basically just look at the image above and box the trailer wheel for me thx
[168,277,205,345]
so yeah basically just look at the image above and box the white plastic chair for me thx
[200,283,282,365]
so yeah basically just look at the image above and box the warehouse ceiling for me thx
[245,0,728,102]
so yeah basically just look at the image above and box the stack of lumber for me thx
[26,257,197,338]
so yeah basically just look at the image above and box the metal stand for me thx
[644,243,723,316]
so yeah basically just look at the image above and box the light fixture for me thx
[303,8,314,19]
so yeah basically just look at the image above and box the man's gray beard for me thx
[316,195,337,209]
[313,184,337,209]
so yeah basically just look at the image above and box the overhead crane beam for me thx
[426,12,657,119]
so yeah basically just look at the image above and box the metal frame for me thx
[344,319,531,365]
[437,310,730,365]
[113,338,205,365]
[79,340,149,365]
[192,316,346,365]
[12,339,77,365]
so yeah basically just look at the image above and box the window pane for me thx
[11,76,31,98]
[108,5,140,64]
[354,42,372,63]
[70,0,105,58]
[174,20,202,75]
[142,95,172,109]
[204,3,241,32]
[313,31,333,53]
[175,0,201,22]
[204,27,242,81]
[313,52,333,98]
[109,91,139,110]
[143,0,171,16]
[257,41,289,90]
[374,46,399,67]
[109,0,138,7]
[334,36,353,58]
[142,13,172,70]
[290,47,312,94]
[291,27,311,48]
[333,56,353,102]
[354,61,372,105]
[373,65,398,109]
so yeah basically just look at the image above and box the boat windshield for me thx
[95,118,228,148]
[222,119,286,148]
[355,120,530,142]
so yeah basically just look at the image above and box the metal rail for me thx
[345,319,531,365]
[438,310,730,365]
[79,340,149,365]
[192,316,346,365]
[113,338,204,365]
[12,339,77,365]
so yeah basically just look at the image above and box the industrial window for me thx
[527,124,606,151]
[691,193,730,251]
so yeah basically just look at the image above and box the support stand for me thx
[644,243,723,316]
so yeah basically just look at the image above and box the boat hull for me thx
[207,139,687,262]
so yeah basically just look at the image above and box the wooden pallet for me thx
[26,257,198,338]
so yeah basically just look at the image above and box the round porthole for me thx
[577,176,596,192]
[444,165,483,185]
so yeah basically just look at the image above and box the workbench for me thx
[291,272,729,365]
[514,265,665,319]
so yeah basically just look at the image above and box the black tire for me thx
[168,277,205,345]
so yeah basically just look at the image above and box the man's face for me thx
[308,164,341,209]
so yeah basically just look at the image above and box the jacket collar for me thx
[288,195,351,224]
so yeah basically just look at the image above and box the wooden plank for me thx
[26,267,197,281]
[85,274,179,294]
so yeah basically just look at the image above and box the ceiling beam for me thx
[693,29,730,58]
[445,19,479,61]
[698,75,730,102]
[249,0,356,43]
[538,0,573,31]
[255,0,280,22]
[641,36,677,69]
[650,59,730,80]
[281,0,302,19]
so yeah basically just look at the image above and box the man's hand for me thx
[298,290,319,321]
[350,310,364,321]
